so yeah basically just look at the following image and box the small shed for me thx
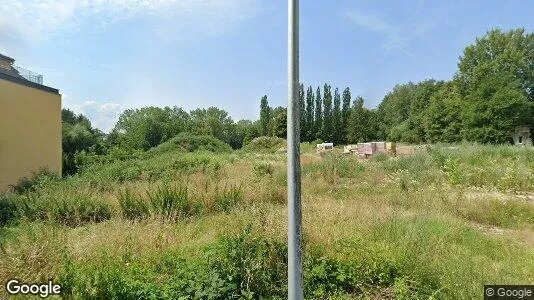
[513,125,532,146]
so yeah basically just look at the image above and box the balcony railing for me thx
[13,65,43,85]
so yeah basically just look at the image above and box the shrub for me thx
[252,162,274,178]
[172,154,222,174]
[0,195,20,226]
[150,132,232,155]
[242,136,286,153]
[210,225,288,298]
[9,169,59,194]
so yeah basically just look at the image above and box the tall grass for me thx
[1,143,534,299]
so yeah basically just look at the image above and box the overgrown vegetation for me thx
[2,27,534,299]
[2,143,534,299]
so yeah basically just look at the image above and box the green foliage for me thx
[112,106,190,151]
[347,96,379,143]
[62,109,105,175]
[259,95,271,136]
[374,28,534,144]
[341,87,351,144]
[460,198,534,228]
[150,132,232,155]
[303,154,366,181]
[189,107,236,147]
[147,183,200,221]
[242,136,286,153]
[214,185,244,213]
[321,84,334,142]
[9,169,59,194]
[314,86,323,140]
[305,86,315,142]
[171,154,223,175]
[299,83,307,141]
[272,110,287,138]
[252,162,275,178]
[0,195,19,226]
[332,87,342,144]
[118,189,150,220]
[10,192,111,227]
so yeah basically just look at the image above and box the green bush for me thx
[0,195,20,226]
[252,162,274,178]
[172,154,222,174]
[242,136,286,153]
[9,169,59,194]
[150,132,232,155]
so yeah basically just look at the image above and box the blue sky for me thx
[1,0,533,132]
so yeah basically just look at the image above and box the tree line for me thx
[62,28,533,175]
[260,28,534,145]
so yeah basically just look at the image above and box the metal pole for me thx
[287,0,303,299]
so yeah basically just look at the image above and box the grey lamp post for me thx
[287,0,303,299]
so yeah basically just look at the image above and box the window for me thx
[519,136,523,144]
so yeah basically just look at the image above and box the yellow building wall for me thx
[0,78,62,192]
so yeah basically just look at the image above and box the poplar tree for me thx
[305,86,315,142]
[298,83,306,141]
[341,87,351,143]
[259,95,271,136]
[333,87,342,144]
[314,86,323,140]
[321,84,333,142]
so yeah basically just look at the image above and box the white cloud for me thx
[0,0,258,42]
[66,99,123,133]
[345,9,436,57]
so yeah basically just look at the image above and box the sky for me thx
[1,0,533,132]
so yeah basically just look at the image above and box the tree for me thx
[332,87,342,144]
[299,83,307,141]
[424,82,463,143]
[259,95,271,136]
[190,107,235,146]
[461,73,531,143]
[376,81,443,143]
[270,106,286,136]
[341,87,351,143]
[305,86,315,142]
[61,108,104,175]
[314,86,323,140]
[243,122,261,146]
[321,84,333,142]
[347,96,364,143]
[456,28,534,143]
[272,110,287,138]
[230,120,256,149]
[113,106,189,150]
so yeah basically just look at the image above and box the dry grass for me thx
[1,144,534,299]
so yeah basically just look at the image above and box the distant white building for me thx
[513,125,532,146]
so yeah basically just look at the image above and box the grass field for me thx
[1,139,534,299]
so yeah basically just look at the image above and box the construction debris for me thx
[340,141,424,158]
